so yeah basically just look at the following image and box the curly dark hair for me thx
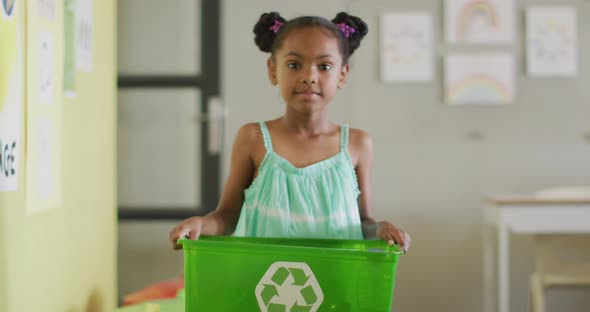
[253,11,368,65]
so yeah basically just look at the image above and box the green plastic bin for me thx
[181,236,403,312]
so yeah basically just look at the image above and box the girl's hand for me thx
[169,216,206,250]
[376,221,411,254]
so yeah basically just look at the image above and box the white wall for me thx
[222,1,590,311]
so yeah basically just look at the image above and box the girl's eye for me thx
[319,64,333,71]
[287,62,300,69]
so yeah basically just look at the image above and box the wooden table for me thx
[483,196,590,312]
[116,298,183,312]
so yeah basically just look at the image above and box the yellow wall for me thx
[0,0,117,311]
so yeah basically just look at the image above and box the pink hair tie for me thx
[269,19,283,33]
[336,22,355,39]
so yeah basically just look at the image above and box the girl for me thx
[169,11,411,253]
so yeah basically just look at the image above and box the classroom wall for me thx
[0,223,4,311]
[0,0,117,311]
[222,1,590,311]
[0,1,25,308]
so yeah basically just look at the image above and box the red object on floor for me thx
[123,275,185,306]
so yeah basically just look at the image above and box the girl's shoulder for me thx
[234,122,265,153]
[235,119,280,141]
[347,127,374,165]
[236,122,263,141]
[234,122,267,166]
[348,127,373,151]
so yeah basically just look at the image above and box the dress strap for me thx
[258,121,273,153]
[340,124,349,152]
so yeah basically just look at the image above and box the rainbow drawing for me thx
[446,74,512,104]
[456,0,498,41]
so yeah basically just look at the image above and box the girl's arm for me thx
[351,129,376,237]
[169,123,258,248]
[351,129,411,253]
[205,123,258,233]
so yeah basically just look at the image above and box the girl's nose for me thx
[301,67,317,84]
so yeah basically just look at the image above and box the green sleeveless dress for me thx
[233,121,363,239]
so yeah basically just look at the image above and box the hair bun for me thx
[253,12,286,53]
[332,12,368,56]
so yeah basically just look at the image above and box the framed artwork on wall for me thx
[445,0,515,44]
[526,6,578,77]
[444,53,515,105]
[380,12,434,83]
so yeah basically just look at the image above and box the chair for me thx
[529,234,590,312]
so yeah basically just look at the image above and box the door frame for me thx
[117,0,221,221]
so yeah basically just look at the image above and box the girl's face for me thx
[268,27,349,115]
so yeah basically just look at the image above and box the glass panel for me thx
[118,222,184,299]
[118,89,200,208]
[117,0,201,75]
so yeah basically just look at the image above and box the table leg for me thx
[498,224,509,312]
[483,220,494,312]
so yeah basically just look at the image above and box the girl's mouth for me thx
[294,89,321,96]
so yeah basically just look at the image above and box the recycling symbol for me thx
[255,261,324,312]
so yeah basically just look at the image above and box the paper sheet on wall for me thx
[36,119,53,199]
[444,53,515,105]
[0,0,23,192]
[39,31,54,104]
[445,0,515,44]
[63,0,76,96]
[38,0,56,21]
[380,12,433,83]
[526,6,578,77]
[26,0,63,214]
[75,0,93,72]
